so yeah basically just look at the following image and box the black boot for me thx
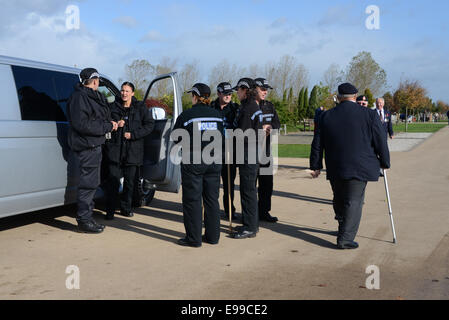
[78,220,103,233]
[260,212,278,222]
[120,209,134,217]
[105,212,115,220]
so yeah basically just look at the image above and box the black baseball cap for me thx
[254,78,273,90]
[232,78,255,91]
[356,95,367,102]
[338,83,358,95]
[187,83,211,97]
[80,68,100,82]
[217,82,233,95]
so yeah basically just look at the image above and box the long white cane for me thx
[383,169,397,244]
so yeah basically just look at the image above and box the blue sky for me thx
[1,0,448,101]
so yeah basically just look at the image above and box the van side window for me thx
[11,66,79,121]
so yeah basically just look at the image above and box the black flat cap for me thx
[232,78,255,90]
[338,83,358,95]
[217,82,233,95]
[80,68,100,82]
[187,83,211,97]
[254,78,273,89]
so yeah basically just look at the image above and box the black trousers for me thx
[330,179,367,243]
[75,146,102,223]
[105,163,137,214]
[181,164,222,245]
[221,163,237,216]
[257,172,273,216]
[238,164,259,232]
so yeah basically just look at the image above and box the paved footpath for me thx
[0,127,447,300]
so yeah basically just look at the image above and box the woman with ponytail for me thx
[172,83,224,247]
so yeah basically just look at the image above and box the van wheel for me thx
[133,177,155,207]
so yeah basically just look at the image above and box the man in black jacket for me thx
[104,82,154,219]
[254,78,280,223]
[375,98,394,139]
[67,68,118,233]
[310,83,390,249]
[210,82,239,220]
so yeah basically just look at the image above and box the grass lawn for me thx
[277,144,311,158]
[393,123,447,133]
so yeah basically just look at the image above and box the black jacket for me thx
[259,100,280,165]
[105,97,154,165]
[310,100,390,181]
[259,100,280,129]
[233,98,264,164]
[67,83,113,152]
[376,108,394,138]
[210,99,239,130]
[173,103,224,165]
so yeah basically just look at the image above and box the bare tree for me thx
[323,63,343,94]
[208,59,245,94]
[266,55,309,99]
[179,60,200,92]
[150,57,178,98]
[273,55,296,97]
[247,63,261,79]
[124,59,154,98]
[292,63,309,96]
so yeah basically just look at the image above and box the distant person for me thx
[310,83,390,249]
[104,82,154,220]
[67,68,118,233]
[254,78,280,223]
[210,82,239,220]
[313,106,325,133]
[447,110,449,125]
[376,98,394,139]
[356,95,368,107]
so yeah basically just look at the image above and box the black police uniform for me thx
[233,94,264,237]
[210,98,239,218]
[257,99,280,222]
[173,96,224,247]
[310,83,390,249]
[67,80,113,230]
[104,96,154,218]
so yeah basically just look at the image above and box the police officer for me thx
[254,78,280,223]
[310,83,390,249]
[173,83,224,247]
[104,82,154,220]
[210,82,239,220]
[231,78,265,239]
[67,68,118,233]
[356,95,368,107]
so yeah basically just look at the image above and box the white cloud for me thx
[113,15,138,28]
[139,30,164,42]
[0,8,130,86]
[317,4,360,27]
[270,17,288,29]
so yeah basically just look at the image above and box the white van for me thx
[0,55,182,219]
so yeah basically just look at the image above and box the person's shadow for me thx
[1,194,337,248]
[260,220,337,249]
